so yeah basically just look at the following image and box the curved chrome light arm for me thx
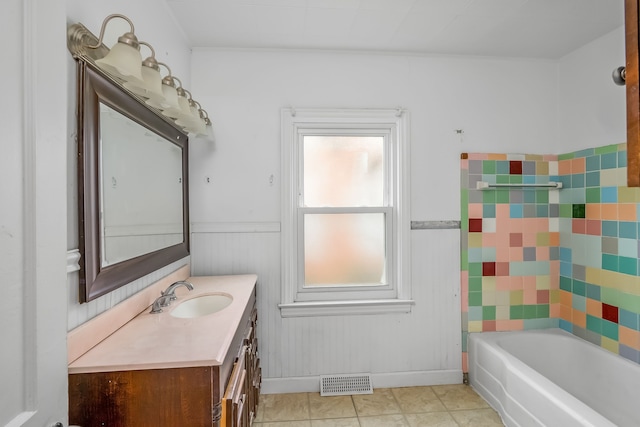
[158,62,173,76]
[139,41,155,56]
[85,14,138,50]
[171,76,189,98]
[158,63,178,87]
[139,41,160,70]
[193,101,212,125]
[200,109,212,126]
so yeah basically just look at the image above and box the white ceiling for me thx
[166,0,624,59]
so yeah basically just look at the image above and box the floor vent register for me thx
[320,373,373,396]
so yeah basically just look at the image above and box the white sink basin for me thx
[170,293,233,318]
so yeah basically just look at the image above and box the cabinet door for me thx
[69,367,215,426]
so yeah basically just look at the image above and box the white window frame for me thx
[279,108,413,317]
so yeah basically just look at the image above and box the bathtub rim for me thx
[468,328,618,427]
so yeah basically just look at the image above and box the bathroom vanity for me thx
[68,274,260,426]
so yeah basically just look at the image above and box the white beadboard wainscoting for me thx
[66,253,190,331]
[190,222,462,393]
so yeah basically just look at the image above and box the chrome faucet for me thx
[150,294,173,314]
[162,280,194,301]
[150,280,194,314]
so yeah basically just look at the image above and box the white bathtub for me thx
[468,328,640,427]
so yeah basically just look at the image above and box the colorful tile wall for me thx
[460,153,561,371]
[556,144,640,364]
[461,144,640,371]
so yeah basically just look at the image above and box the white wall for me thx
[190,50,558,222]
[188,49,559,390]
[2,1,27,418]
[558,26,626,150]
[65,0,193,329]
[2,0,69,424]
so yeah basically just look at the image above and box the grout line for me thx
[389,387,411,426]
[350,395,361,426]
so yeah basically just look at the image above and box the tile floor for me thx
[253,385,504,426]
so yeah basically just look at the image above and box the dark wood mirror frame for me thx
[77,61,190,302]
[626,0,640,187]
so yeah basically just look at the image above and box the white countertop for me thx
[68,274,257,374]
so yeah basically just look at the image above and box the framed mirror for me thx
[77,61,189,302]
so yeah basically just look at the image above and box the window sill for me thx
[278,299,415,318]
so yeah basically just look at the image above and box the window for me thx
[280,108,413,317]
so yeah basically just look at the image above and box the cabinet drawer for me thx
[222,347,247,427]
[234,371,247,427]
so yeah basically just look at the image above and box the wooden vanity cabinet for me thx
[68,366,220,425]
[222,307,261,427]
[68,289,260,427]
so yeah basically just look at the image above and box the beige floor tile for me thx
[404,412,459,427]
[431,385,490,411]
[352,389,401,416]
[309,393,357,419]
[253,421,312,427]
[254,385,502,427]
[254,407,264,422]
[391,386,447,413]
[261,392,310,421]
[310,418,361,427]
[358,414,410,427]
[449,408,504,426]
[255,394,267,422]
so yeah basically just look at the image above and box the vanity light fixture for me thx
[177,86,195,121]
[189,100,208,135]
[201,110,212,127]
[196,110,215,141]
[145,63,181,111]
[162,76,191,119]
[86,14,144,83]
[159,75,181,111]
[67,14,212,140]
[175,90,206,134]
[123,41,165,102]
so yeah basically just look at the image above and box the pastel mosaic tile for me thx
[461,143,640,371]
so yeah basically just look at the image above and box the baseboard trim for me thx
[260,369,463,394]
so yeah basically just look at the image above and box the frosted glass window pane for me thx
[304,213,385,286]
[303,136,384,207]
